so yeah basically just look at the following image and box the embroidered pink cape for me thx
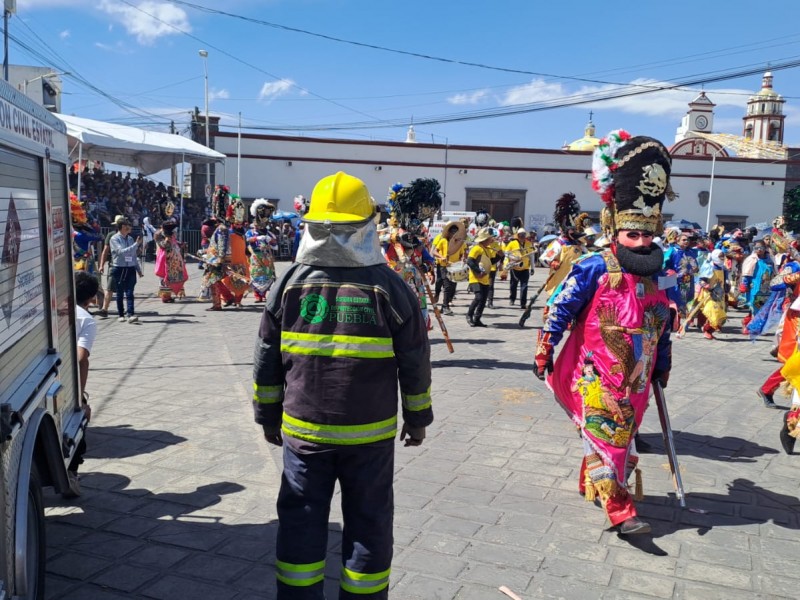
[548,270,669,485]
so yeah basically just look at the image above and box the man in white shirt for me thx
[68,271,99,497]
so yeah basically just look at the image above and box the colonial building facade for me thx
[204,72,798,233]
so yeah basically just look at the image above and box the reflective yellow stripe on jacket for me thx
[402,386,432,412]
[281,331,395,359]
[340,566,391,594]
[253,383,283,404]
[282,413,398,445]
[275,559,326,587]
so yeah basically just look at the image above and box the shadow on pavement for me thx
[637,431,779,462]
[429,338,504,345]
[45,471,345,598]
[660,478,799,535]
[86,425,187,459]
[617,479,799,554]
[432,358,532,370]
[490,322,539,330]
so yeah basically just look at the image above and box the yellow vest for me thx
[504,239,533,271]
[468,244,491,285]
[434,235,464,267]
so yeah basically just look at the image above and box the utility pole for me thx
[170,120,178,191]
[3,1,16,81]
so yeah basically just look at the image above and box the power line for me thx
[238,58,800,132]
[170,0,800,90]
[115,0,386,125]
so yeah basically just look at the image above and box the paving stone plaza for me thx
[44,265,800,599]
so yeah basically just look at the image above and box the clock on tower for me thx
[695,115,708,130]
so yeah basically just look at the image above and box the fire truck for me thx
[0,78,86,598]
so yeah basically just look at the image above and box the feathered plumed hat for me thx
[250,198,275,227]
[553,193,582,233]
[70,192,87,227]
[592,129,676,236]
[211,185,230,223]
[226,193,247,227]
[386,178,443,233]
[474,208,490,227]
[293,195,309,216]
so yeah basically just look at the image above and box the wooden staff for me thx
[518,269,559,328]
[676,294,709,339]
[392,242,454,353]
[423,276,455,353]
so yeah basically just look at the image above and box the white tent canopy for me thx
[56,113,226,176]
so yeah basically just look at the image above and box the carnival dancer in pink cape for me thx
[154,218,188,303]
[534,130,680,535]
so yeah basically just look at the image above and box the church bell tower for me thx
[743,71,785,144]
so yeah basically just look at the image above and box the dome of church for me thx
[563,118,600,152]
[751,71,783,100]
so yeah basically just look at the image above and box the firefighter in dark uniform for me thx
[253,171,433,599]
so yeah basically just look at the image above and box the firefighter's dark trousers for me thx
[276,442,394,599]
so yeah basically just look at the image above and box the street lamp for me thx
[23,70,68,95]
[705,145,727,233]
[198,49,210,202]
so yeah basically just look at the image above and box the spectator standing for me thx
[67,271,99,497]
[109,218,143,322]
[97,214,126,318]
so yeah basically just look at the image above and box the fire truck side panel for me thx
[0,81,76,599]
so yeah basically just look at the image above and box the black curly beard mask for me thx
[615,242,664,277]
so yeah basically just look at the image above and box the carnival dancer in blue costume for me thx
[534,130,680,535]
[740,239,774,334]
[668,231,699,316]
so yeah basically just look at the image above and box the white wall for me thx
[216,134,787,230]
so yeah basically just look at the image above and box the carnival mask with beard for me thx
[614,241,665,277]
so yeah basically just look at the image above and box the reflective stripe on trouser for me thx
[275,560,325,587]
[253,382,283,404]
[277,444,394,600]
[280,331,395,359]
[282,413,397,445]
[340,566,391,595]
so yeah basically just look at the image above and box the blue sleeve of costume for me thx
[421,247,434,264]
[663,246,675,270]
[542,254,605,346]
[655,322,672,373]
[664,280,682,306]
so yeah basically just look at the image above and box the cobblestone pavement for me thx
[44,262,800,599]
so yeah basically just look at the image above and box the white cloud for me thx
[500,78,753,118]
[259,80,294,101]
[447,90,489,105]
[59,30,70,40]
[502,79,567,106]
[99,0,190,45]
[94,41,133,55]
[209,89,229,101]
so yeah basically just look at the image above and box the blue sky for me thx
[16,0,800,149]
